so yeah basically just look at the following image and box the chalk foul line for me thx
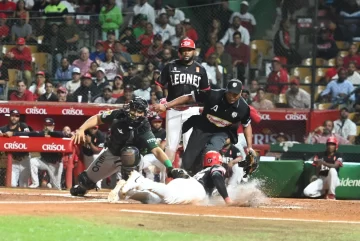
[119,209,360,224]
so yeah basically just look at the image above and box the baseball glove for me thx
[238,152,259,178]
[168,168,190,179]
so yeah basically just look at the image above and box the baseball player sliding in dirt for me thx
[303,137,342,200]
[155,37,210,162]
[115,151,248,205]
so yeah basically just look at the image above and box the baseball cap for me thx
[154,69,161,74]
[5,109,20,117]
[114,75,123,81]
[96,67,105,74]
[151,116,163,123]
[16,37,25,45]
[72,67,81,74]
[226,79,243,95]
[183,18,191,24]
[124,85,133,91]
[95,40,103,46]
[81,73,92,79]
[242,89,250,95]
[128,62,136,69]
[103,85,113,91]
[44,118,55,126]
[241,1,249,6]
[272,57,281,62]
[57,86,67,94]
[154,34,162,40]
[290,79,300,86]
[0,13,7,19]
[36,71,45,77]
[107,30,116,35]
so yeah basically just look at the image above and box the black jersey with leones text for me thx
[155,59,210,102]
[193,165,226,195]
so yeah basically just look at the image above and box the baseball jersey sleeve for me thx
[156,63,170,88]
[139,130,159,152]
[241,106,251,127]
[99,109,121,124]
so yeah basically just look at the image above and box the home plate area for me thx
[0,188,359,224]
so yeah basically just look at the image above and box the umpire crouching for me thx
[154,79,254,173]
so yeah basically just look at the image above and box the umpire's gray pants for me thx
[86,148,122,184]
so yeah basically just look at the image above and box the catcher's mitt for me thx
[238,151,259,177]
[168,168,190,179]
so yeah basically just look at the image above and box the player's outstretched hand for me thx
[153,104,167,113]
[73,129,85,144]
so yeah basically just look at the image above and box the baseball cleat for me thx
[121,171,144,194]
[325,194,336,200]
[29,184,39,189]
[108,180,126,203]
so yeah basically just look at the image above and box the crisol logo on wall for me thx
[253,133,296,144]
[340,178,360,187]
[25,107,48,115]
[285,113,307,120]
[4,142,27,150]
[0,107,10,114]
[42,143,66,151]
[62,108,84,115]
[259,113,271,120]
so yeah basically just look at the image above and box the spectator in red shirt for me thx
[102,30,116,52]
[139,23,154,57]
[0,13,9,43]
[324,55,343,83]
[0,0,16,17]
[343,44,360,68]
[266,57,289,94]
[183,18,198,43]
[225,31,250,82]
[9,79,34,101]
[5,37,32,86]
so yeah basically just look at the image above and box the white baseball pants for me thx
[83,154,102,189]
[125,175,206,205]
[11,155,30,187]
[139,154,167,183]
[30,157,64,190]
[303,168,340,197]
[227,164,245,186]
[165,107,200,162]
[234,133,247,159]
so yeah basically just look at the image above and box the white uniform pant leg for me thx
[181,107,200,151]
[165,109,183,161]
[164,178,206,204]
[18,155,30,187]
[126,189,163,204]
[141,154,166,183]
[83,154,102,188]
[47,162,63,190]
[228,165,244,186]
[303,177,326,198]
[325,168,340,195]
[30,157,48,186]
[11,160,20,187]
[235,133,247,157]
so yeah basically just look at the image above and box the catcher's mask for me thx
[124,97,148,127]
[203,151,222,167]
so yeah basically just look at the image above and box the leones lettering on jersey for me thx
[171,73,200,87]
[210,105,218,112]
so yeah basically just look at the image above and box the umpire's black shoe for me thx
[70,185,88,197]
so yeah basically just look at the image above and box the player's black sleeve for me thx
[240,105,251,127]
[199,66,211,91]
[49,131,65,138]
[192,88,214,103]
[99,109,121,124]
[156,63,170,88]
[211,171,229,200]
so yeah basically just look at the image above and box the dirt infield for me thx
[0,188,359,223]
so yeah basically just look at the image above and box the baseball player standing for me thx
[154,79,254,174]
[303,137,342,200]
[0,109,30,187]
[155,37,210,162]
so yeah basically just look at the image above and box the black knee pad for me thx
[78,171,97,190]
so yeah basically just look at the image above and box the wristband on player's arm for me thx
[156,91,163,100]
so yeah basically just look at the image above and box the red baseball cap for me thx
[81,73,92,79]
[16,37,25,45]
[290,79,300,86]
[272,57,281,62]
[179,38,195,50]
[36,71,45,77]
[57,86,67,94]
[114,75,123,81]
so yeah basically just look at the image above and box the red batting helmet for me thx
[326,136,338,149]
[179,38,196,51]
[203,151,222,167]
